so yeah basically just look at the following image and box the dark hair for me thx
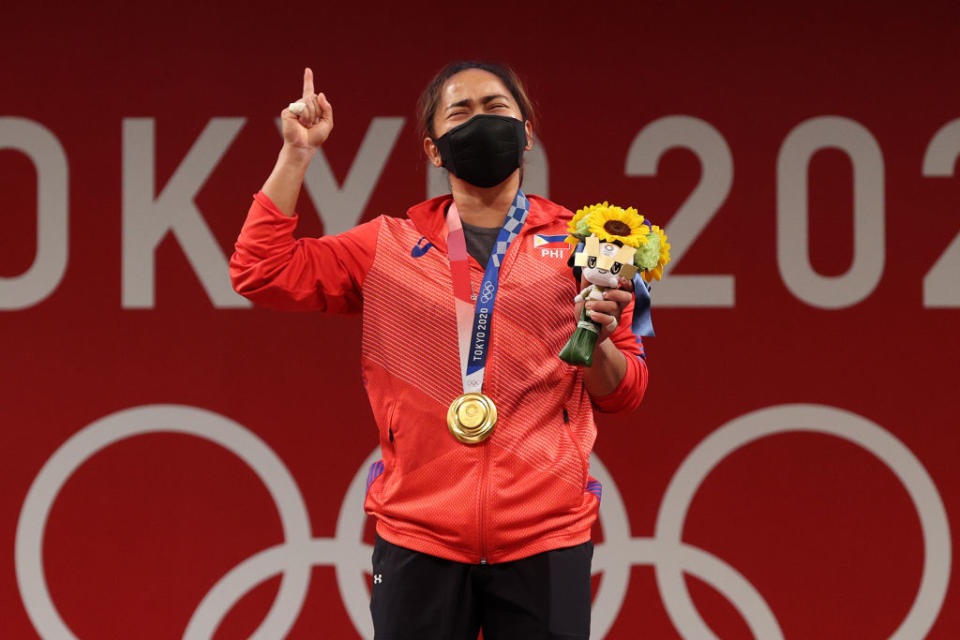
[416,61,536,140]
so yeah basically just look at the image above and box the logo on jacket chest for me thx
[411,237,435,258]
[533,234,570,259]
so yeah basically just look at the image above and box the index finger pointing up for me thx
[303,67,314,98]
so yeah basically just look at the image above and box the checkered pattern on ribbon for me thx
[491,191,529,267]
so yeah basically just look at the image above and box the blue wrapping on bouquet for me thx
[631,272,655,338]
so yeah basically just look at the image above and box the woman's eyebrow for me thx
[445,94,512,111]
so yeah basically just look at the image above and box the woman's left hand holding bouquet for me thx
[573,278,632,346]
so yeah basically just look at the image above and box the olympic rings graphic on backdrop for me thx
[15,403,952,639]
[479,281,496,304]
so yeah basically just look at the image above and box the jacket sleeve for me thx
[229,190,380,313]
[588,296,649,414]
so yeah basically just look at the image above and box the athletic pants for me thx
[370,533,593,639]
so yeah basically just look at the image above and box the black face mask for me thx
[434,114,527,188]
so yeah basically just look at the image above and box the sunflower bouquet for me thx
[558,202,670,366]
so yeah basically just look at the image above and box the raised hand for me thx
[280,67,334,151]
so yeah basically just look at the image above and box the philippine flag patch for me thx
[533,234,570,258]
[533,234,569,248]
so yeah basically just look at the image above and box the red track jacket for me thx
[230,190,648,564]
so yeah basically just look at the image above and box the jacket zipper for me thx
[474,219,537,565]
[478,442,489,564]
[475,254,490,565]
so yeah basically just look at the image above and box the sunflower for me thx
[586,204,649,248]
[642,225,671,282]
[565,202,606,246]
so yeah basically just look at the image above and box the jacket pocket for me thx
[560,402,590,500]
[375,400,401,499]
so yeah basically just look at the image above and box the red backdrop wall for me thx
[2,1,958,638]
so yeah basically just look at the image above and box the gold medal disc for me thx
[447,392,498,444]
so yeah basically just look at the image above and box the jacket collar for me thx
[405,193,562,255]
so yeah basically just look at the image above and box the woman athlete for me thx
[230,61,648,639]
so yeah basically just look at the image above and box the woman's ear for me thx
[423,137,443,168]
[524,121,534,151]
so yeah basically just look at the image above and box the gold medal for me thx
[447,392,498,444]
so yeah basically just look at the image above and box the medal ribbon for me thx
[446,190,530,394]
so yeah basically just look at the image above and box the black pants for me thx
[370,534,593,640]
